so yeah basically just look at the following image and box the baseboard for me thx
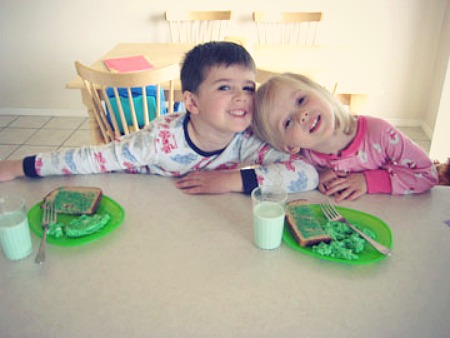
[386,118,422,127]
[386,118,433,139]
[419,122,433,140]
[0,108,86,117]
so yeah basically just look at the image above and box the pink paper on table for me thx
[103,55,154,72]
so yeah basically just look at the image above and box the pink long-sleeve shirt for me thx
[301,115,438,195]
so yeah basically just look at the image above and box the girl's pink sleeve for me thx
[374,121,438,195]
[364,169,392,194]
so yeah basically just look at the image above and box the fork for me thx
[320,199,392,256]
[34,201,57,264]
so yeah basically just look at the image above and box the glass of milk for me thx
[0,195,33,261]
[251,186,287,250]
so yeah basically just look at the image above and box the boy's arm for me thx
[0,160,25,182]
[253,157,319,193]
[239,135,319,194]
[175,170,243,194]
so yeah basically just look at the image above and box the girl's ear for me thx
[284,145,301,154]
[183,91,199,115]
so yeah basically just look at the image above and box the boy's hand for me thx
[320,171,367,202]
[0,160,25,182]
[175,170,243,194]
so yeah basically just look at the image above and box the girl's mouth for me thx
[309,115,321,133]
[229,109,247,117]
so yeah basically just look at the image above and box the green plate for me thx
[283,204,393,264]
[28,195,125,246]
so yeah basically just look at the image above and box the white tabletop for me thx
[1,174,449,338]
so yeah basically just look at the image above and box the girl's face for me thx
[266,79,336,153]
[185,65,255,136]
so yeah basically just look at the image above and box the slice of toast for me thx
[44,186,103,215]
[286,199,332,247]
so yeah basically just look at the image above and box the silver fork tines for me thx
[320,199,391,256]
[34,201,57,264]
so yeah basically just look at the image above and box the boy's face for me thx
[266,79,335,154]
[185,65,255,135]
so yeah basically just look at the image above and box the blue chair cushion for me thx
[105,86,166,134]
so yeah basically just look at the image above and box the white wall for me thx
[429,55,450,162]
[0,0,448,136]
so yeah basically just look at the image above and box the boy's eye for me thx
[218,85,231,91]
[284,118,293,129]
[243,86,255,93]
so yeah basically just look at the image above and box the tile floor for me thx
[0,115,432,160]
[0,115,91,160]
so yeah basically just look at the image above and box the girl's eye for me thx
[243,86,255,93]
[218,85,231,91]
[284,118,293,129]
[297,96,306,106]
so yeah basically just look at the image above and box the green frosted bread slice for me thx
[54,191,98,214]
[44,186,103,215]
[286,199,332,247]
[65,213,111,238]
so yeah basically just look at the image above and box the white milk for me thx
[253,201,285,250]
[0,211,33,260]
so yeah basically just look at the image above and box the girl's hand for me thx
[175,170,243,194]
[321,172,368,202]
[318,169,340,193]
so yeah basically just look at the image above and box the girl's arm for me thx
[367,120,438,195]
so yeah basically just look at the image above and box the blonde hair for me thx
[253,73,356,152]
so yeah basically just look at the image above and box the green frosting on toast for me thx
[54,190,98,214]
[287,205,329,238]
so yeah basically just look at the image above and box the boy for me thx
[0,42,318,194]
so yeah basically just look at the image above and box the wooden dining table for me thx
[66,43,374,144]
[1,174,449,337]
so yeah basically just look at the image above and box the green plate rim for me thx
[28,195,125,247]
[283,204,393,265]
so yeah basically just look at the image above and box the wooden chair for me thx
[253,12,322,45]
[256,68,279,86]
[75,61,179,144]
[165,10,232,43]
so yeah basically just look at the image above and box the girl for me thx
[253,73,438,201]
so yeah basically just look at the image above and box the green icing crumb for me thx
[65,214,111,238]
[47,222,65,238]
[312,221,376,260]
[46,213,110,239]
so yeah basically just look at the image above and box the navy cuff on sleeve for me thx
[240,169,258,195]
[23,156,40,178]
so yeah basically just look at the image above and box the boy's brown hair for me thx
[180,41,255,94]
